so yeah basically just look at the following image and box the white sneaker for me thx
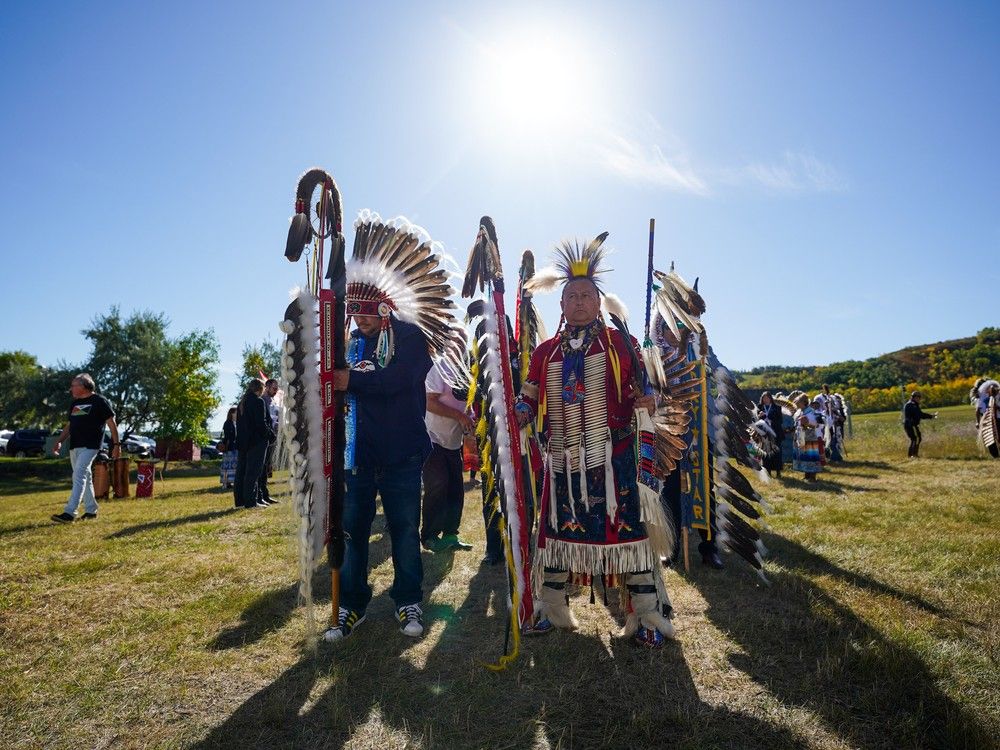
[396,603,424,637]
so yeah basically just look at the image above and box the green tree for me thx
[0,350,41,427]
[927,348,961,381]
[82,307,171,438]
[154,331,221,472]
[0,352,79,429]
[976,327,1000,345]
[238,339,282,392]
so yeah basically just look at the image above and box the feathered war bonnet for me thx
[345,210,467,377]
[651,264,708,355]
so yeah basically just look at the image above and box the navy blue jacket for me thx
[348,318,432,467]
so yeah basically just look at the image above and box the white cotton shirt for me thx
[425,365,467,450]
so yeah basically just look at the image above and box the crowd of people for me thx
[751,386,850,481]
[41,209,996,661]
[223,378,282,509]
[294,220,752,650]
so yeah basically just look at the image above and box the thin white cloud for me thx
[725,150,848,193]
[591,132,710,196]
[589,115,844,197]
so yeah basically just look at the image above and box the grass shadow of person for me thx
[839,459,900,472]
[0,476,70,497]
[194,547,814,749]
[106,508,240,539]
[209,524,398,651]
[779,475,885,494]
[764,535,969,623]
[193,542,459,748]
[692,536,992,749]
[0,522,51,538]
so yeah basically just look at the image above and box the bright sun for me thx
[471,28,595,144]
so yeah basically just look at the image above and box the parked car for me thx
[122,435,154,457]
[95,434,151,458]
[127,434,157,451]
[0,429,13,455]
[5,429,53,458]
[200,442,222,460]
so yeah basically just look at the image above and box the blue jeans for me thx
[63,448,100,516]
[341,452,424,613]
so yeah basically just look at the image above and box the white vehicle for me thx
[0,429,13,455]
[124,434,157,451]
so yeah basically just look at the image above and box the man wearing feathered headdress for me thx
[515,233,675,648]
[324,213,466,643]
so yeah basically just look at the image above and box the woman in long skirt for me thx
[220,407,238,489]
[792,394,822,481]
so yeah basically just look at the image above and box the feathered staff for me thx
[652,268,771,580]
[280,167,346,637]
[644,218,656,342]
[514,250,545,388]
[463,217,534,669]
[512,250,545,532]
[604,302,682,575]
[712,365,772,581]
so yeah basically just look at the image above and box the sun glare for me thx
[471,29,596,145]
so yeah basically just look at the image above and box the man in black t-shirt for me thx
[51,373,120,523]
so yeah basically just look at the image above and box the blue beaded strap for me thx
[344,337,363,470]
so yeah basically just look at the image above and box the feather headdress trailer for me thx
[652,266,772,581]
[279,289,329,630]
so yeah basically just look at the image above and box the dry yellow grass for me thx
[0,407,997,749]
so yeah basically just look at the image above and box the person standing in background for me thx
[757,391,785,479]
[421,363,475,553]
[51,374,120,523]
[259,378,281,504]
[220,407,238,489]
[234,379,273,509]
[792,394,822,481]
[903,391,936,458]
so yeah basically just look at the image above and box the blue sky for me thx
[1,1,998,426]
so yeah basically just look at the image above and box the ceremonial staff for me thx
[644,218,655,343]
[463,217,534,668]
[282,167,346,635]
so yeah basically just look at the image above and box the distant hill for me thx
[734,327,1000,413]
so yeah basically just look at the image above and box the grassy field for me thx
[1,405,997,749]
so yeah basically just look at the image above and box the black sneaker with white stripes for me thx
[323,607,365,642]
[396,603,424,637]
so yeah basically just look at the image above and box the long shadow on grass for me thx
[209,522,395,651]
[696,535,991,749]
[0,522,49,538]
[781,476,885,494]
[195,557,806,749]
[839,459,900,472]
[0,477,70,497]
[107,508,240,539]
[194,545,459,748]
